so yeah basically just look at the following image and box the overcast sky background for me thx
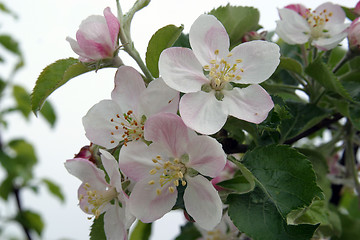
[0,0,358,239]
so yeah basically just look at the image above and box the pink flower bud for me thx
[285,4,310,17]
[348,17,360,52]
[355,1,360,16]
[66,7,120,62]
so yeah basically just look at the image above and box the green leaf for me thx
[0,2,17,17]
[349,103,360,130]
[340,71,360,102]
[328,47,347,71]
[145,24,183,78]
[0,34,21,56]
[90,213,106,240]
[216,176,253,194]
[0,175,13,200]
[12,85,31,118]
[228,189,319,240]
[280,102,328,142]
[174,222,201,240]
[209,4,260,48]
[279,57,303,76]
[172,33,190,48]
[15,210,44,236]
[129,220,152,240]
[41,178,65,203]
[305,57,351,100]
[39,100,56,127]
[31,58,92,114]
[242,145,323,218]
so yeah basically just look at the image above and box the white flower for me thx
[159,14,279,135]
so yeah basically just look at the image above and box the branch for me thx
[13,186,32,240]
[221,113,343,154]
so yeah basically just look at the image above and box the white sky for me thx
[0,0,358,239]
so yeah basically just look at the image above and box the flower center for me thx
[80,183,118,218]
[305,8,333,39]
[147,155,187,195]
[203,49,244,92]
[109,110,145,146]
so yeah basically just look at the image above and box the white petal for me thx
[99,149,122,192]
[119,141,159,181]
[276,8,310,45]
[82,100,124,149]
[184,175,222,230]
[138,78,179,117]
[186,135,226,177]
[223,85,274,124]
[179,91,227,135]
[159,47,209,93]
[111,66,146,113]
[104,203,128,240]
[144,113,188,157]
[64,158,107,189]
[229,40,280,84]
[312,31,348,50]
[190,14,230,66]
[315,2,345,25]
[129,177,177,222]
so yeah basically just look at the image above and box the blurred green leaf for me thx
[146,24,183,78]
[129,221,152,240]
[12,85,31,119]
[15,210,44,236]
[31,58,92,114]
[0,175,13,200]
[0,2,17,17]
[209,4,260,48]
[41,178,65,203]
[0,34,21,56]
[175,222,201,240]
[342,7,357,21]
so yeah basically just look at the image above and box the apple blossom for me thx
[276,2,349,50]
[119,113,226,230]
[64,149,135,240]
[159,14,279,135]
[348,17,360,52]
[66,7,120,62]
[82,65,179,149]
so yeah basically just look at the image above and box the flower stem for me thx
[116,0,153,84]
[13,186,33,240]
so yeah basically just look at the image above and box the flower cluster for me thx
[59,1,360,239]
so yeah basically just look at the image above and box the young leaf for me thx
[41,178,65,203]
[145,24,183,78]
[305,57,351,100]
[129,220,152,240]
[90,213,106,240]
[209,4,260,48]
[228,189,319,240]
[31,58,91,114]
[242,145,323,218]
[279,57,304,76]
